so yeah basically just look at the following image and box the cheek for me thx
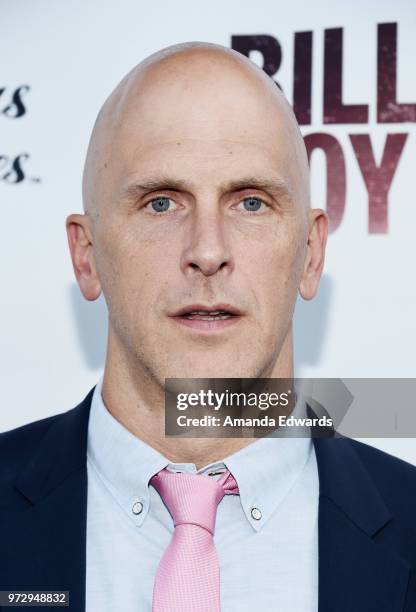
[237,229,303,321]
[104,239,174,318]
[238,225,302,284]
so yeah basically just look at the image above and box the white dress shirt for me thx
[86,375,319,611]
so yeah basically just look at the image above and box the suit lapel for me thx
[313,436,411,612]
[1,388,94,611]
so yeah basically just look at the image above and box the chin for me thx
[163,359,263,381]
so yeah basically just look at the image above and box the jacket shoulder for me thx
[349,438,416,516]
[349,438,416,478]
[0,412,65,481]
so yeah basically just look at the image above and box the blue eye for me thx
[149,197,172,213]
[242,197,264,212]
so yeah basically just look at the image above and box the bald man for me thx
[1,42,416,612]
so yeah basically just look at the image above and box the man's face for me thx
[86,56,311,383]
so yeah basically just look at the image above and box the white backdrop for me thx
[1,0,415,463]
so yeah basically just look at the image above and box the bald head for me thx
[68,40,327,387]
[82,41,310,224]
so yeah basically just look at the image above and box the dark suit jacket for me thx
[1,386,416,611]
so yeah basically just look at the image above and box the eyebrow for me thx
[121,176,293,204]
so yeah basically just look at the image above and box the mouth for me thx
[169,304,243,332]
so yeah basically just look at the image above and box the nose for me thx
[180,209,233,278]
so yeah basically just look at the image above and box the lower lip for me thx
[171,315,242,331]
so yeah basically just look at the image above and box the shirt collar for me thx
[87,376,170,527]
[87,375,313,532]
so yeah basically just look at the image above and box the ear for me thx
[299,208,328,300]
[65,214,101,301]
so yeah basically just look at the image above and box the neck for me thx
[100,326,294,469]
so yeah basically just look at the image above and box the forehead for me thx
[100,58,304,200]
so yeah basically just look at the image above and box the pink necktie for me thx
[150,468,239,612]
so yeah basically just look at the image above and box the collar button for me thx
[132,501,144,515]
[251,507,262,521]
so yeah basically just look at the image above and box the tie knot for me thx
[150,468,239,535]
